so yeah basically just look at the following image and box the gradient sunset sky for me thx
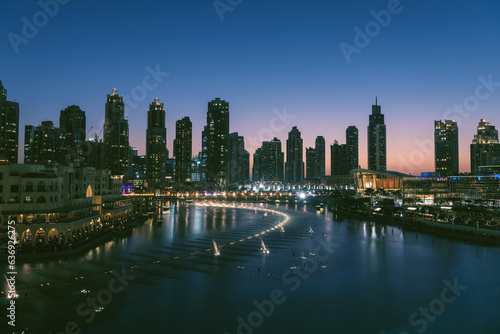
[1,0,499,175]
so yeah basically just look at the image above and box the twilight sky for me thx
[1,0,499,175]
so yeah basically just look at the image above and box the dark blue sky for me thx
[2,0,499,174]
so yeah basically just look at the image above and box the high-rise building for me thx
[146,98,167,190]
[200,125,208,181]
[346,126,359,171]
[285,126,304,183]
[434,120,459,177]
[306,147,316,180]
[83,135,104,169]
[330,140,348,176]
[60,105,86,166]
[206,98,229,186]
[0,80,19,164]
[31,121,66,166]
[103,88,129,176]
[253,138,284,182]
[24,125,35,164]
[315,136,325,178]
[367,98,386,171]
[470,119,500,175]
[174,116,192,184]
[228,132,250,184]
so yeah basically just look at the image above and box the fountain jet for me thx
[212,239,220,256]
[260,238,270,254]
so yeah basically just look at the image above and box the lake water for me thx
[2,201,500,334]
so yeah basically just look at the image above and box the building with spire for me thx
[146,98,167,189]
[367,97,386,171]
[103,88,130,176]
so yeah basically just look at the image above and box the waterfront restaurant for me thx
[0,164,133,247]
[351,169,408,194]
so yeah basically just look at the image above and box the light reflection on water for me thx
[2,203,500,334]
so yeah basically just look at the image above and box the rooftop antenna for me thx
[375,96,378,105]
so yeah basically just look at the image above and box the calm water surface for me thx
[2,202,500,334]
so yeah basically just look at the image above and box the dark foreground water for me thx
[2,201,500,334]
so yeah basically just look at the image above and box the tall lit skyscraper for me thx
[146,98,167,189]
[285,126,304,183]
[306,147,316,180]
[346,126,359,171]
[434,119,459,177]
[470,119,500,175]
[206,98,229,186]
[104,88,129,176]
[330,140,348,176]
[174,116,192,184]
[0,80,19,164]
[24,125,35,164]
[60,105,86,166]
[228,132,250,184]
[31,121,66,166]
[315,136,325,178]
[367,98,386,171]
[253,138,284,182]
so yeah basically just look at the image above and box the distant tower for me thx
[24,125,35,164]
[254,138,284,182]
[206,98,229,187]
[434,120,459,177]
[60,105,86,166]
[228,132,250,184]
[306,147,316,179]
[315,136,325,178]
[346,126,359,171]
[103,88,130,175]
[146,98,167,189]
[32,121,66,166]
[470,119,500,174]
[174,116,192,184]
[0,80,19,164]
[367,98,386,171]
[285,126,304,183]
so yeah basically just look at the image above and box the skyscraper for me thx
[253,138,284,182]
[330,140,348,176]
[174,116,192,184]
[306,147,316,180]
[0,80,19,164]
[434,120,459,177]
[367,98,386,171]
[346,126,359,171]
[206,98,229,186]
[315,136,325,178]
[31,121,66,166]
[60,105,86,166]
[285,126,304,183]
[24,125,35,164]
[470,119,500,175]
[103,88,129,176]
[146,98,167,189]
[228,132,250,184]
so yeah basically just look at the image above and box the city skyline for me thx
[2,1,500,175]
